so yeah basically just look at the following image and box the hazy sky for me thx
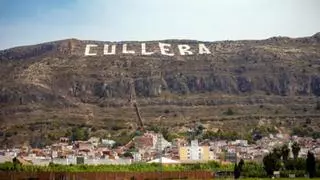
[0,0,319,50]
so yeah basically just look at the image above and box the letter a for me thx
[198,43,211,54]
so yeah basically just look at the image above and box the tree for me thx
[306,151,316,178]
[234,159,245,179]
[71,127,89,141]
[160,127,169,141]
[272,147,282,159]
[233,159,244,179]
[291,142,301,160]
[281,144,290,162]
[234,163,241,179]
[123,152,133,158]
[195,123,205,136]
[238,159,245,172]
[12,157,21,171]
[188,122,205,141]
[263,153,281,177]
[203,130,216,140]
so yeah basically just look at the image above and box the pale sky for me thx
[0,0,319,50]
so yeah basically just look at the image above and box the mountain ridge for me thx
[0,33,320,147]
[1,32,320,60]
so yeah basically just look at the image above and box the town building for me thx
[179,140,209,161]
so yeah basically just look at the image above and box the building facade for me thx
[179,140,209,161]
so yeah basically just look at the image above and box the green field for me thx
[1,160,320,179]
[216,179,320,180]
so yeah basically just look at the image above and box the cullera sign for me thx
[84,42,212,56]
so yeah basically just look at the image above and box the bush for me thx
[0,162,15,171]
[292,127,310,137]
[242,161,266,178]
[203,130,239,141]
[263,153,282,177]
[223,108,234,116]
[284,158,305,170]
[316,101,320,110]
[280,170,305,177]
[312,131,320,139]
[111,125,122,131]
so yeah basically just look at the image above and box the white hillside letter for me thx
[159,42,174,56]
[198,43,211,54]
[84,44,97,56]
[141,43,154,55]
[178,44,193,55]
[122,44,135,54]
[103,44,116,55]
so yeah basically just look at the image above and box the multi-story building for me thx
[179,140,209,161]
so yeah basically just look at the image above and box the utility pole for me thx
[157,116,165,180]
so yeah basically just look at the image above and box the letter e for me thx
[159,43,174,56]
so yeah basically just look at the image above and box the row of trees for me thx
[263,142,317,178]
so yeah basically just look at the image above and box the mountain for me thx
[1,33,320,147]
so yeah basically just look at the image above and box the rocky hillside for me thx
[1,33,320,147]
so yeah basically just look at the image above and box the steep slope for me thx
[0,33,320,147]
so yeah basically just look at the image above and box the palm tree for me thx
[238,159,245,173]
[291,142,301,160]
[281,144,290,162]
